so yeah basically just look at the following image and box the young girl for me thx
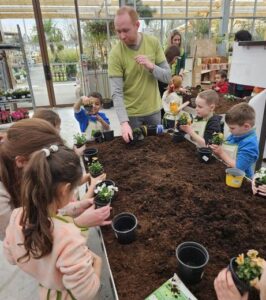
[3,145,101,300]
[162,75,183,114]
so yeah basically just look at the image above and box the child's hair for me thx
[88,92,103,105]
[217,70,227,80]
[165,45,180,64]
[19,145,82,262]
[225,103,255,126]
[234,30,252,42]
[0,119,63,208]
[197,90,219,106]
[32,109,61,128]
[171,75,182,89]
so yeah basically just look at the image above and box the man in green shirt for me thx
[108,6,171,143]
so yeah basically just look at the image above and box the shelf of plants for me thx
[86,134,264,300]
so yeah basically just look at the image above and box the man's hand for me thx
[135,55,154,72]
[121,122,133,143]
[214,269,248,300]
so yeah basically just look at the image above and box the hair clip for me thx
[42,148,50,157]
[49,145,59,153]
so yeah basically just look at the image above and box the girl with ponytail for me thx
[3,145,101,300]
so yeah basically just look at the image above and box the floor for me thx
[0,106,121,300]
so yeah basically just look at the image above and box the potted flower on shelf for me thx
[73,132,87,148]
[88,160,104,178]
[229,249,264,294]
[94,181,118,208]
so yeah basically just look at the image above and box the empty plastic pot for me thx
[83,148,98,163]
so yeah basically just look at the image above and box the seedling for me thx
[254,167,266,185]
[73,132,87,146]
[210,132,224,145]
[177,112,191,126]
[88,161,104,177]
[94,183,118,202]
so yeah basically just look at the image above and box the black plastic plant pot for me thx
[165,119,175,129]
[95,180,117,202]
[176,241,209,284]
[172,131,185,143]
[83,148,98,163]
[89,169,104,178]
[147,125,157,136]
[228,258,250,295]
[75,143,85,149]
[197,147,213,163]
[112,212,138,244]
[93,132,104,143]
[94,195,111,209]
[103,130,114,141]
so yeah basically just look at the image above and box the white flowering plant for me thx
[254,167,266,185]
[94,183,118,202]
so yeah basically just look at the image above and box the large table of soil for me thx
[91,135,264,300]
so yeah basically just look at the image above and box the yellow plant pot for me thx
[225,168,245,188]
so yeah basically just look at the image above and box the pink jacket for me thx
[3,208,100,300]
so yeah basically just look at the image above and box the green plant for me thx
[235,250,264,287]
[177,113,191,125]
[254,167,266,184]
[211,132,224,145]
[224,94,238,102]
[92,130,102,138]
[88,161,104,176]
[94,183,118,202]
[73,133,87,145]
[133,128,142,137]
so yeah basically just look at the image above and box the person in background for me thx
[32,108,61,132]
[158,45,181,97]
[231,30,254,98]
[162,75,183,116]
[180,90,221,147]
[213,70,229,94]
[74,92,110,141]
[3,145,101,300]
[108,6,171,143]
[168,30,186,78]
[210,103,259,178]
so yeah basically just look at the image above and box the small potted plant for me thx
[229,249,264,294]
[93,130,104,143]
[176,112,192,132]
[254,167,266,187]
[94,181,118,208]
[88,160,104,178]
[209,132,224,145]
[129,128,144,144]
[73,132,87,148]
[103,130,114,142]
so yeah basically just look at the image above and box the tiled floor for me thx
[0,106,121,300]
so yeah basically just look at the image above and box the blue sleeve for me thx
[99,112,110,125]
[236,139,259,175]
[74,109,88,132]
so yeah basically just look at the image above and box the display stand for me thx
[0,25,36,127]
[229,41,266,168]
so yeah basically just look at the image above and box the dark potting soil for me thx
[87,135,264,300]
[215,95,248,114]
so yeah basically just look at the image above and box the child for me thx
[162,75,183,114]
[74,92,110,140]
[213,71,229,94]
[180,90,222,147]
[3,145,102,299]
[32,108,61,132]
[210,103,259,178]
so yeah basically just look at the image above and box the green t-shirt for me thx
[108,34,166,117]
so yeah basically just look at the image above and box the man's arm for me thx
[152,61,171,84]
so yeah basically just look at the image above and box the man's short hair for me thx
[116,6,139,23]
[198,90,219,106]
[225,103,255,126]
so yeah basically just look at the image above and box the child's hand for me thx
[209,144,223,156]
[252,178,266,196]
[179,87,187,94]
[73,144,86,156]
[180,124,193,135]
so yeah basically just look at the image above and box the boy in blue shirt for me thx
[74,92,110,140]
[210,103,259,178]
